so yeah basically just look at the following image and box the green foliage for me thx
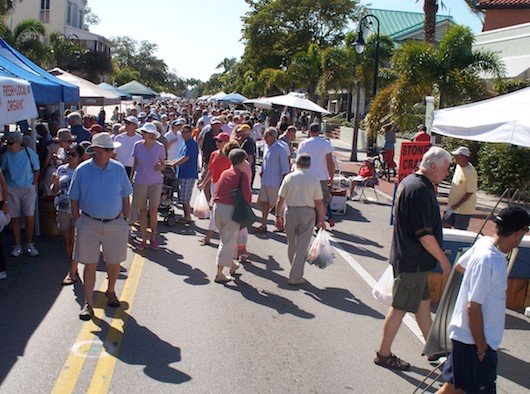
[83,6,100,30]
[0,0,14,16]
[478,144,530,196]
[493,79,530,95]
[0,18,48,65]
[111,36,186,95]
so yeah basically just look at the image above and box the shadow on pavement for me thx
[331,229,383,248]
[93,300,192,385]
[144,247,210,286]
[336,240,388,261]
[497,349,530,388]
[0,235,68,384]
[302,283,385,319]
[387,365,442,393]
[504,313,530,330]
[224,277,315,319]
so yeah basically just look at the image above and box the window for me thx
[67,1,72,25]
[78,10,83,29]
[72,3,78,27]
[40,0,50,23]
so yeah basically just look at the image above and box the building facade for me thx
[479,0,530,31]
[6,0,111,55]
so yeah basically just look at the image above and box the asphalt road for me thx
[0,188,528,393]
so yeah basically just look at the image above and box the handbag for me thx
[231,172,257,228]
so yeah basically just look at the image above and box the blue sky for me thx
[89,0,483,82]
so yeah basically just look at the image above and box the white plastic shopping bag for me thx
[372,265,394,305]
[0,211,10,232]
[306,229,334,269]
[193,190,210,219]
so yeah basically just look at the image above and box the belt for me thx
[82,212,120,222]
[288,206,314,209]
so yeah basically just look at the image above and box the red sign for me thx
[397,142,431,183]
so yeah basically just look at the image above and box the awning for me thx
[98,82,131,99]
[118,80,158,98]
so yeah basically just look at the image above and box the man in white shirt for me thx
[165,119,186,162]
[297,122,335,206]
[113,116,142,177]
[198,109,211,126]
[439,205,530,394]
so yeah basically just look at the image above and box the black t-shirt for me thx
[390,173,442,273]
[202,130,217,165]
[240,137,256,170]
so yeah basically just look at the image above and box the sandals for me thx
[199,238,212,246]
[239,254,248,263]
[374,352,410,371]
[61,272,78,286]
[252,226,267,234]
[229,263,241,276]
[214,274,233,283]
[178,218,193,225]
[105,291,121,308]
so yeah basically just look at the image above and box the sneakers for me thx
[0,271,7,280]
[79,303,93,321]
[25,243,39,257]
[10,245,22,257]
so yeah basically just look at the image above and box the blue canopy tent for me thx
[218,92,248,104]
[0,39,79,104]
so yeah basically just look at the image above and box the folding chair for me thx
[354,176,379,202]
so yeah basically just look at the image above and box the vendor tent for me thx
[246,92,330,114]
[218,92,248,104]
[432,87,530,148]
[0,76,38,126]
[98,82,131,99]
[243,97,273,110]
[118,80,158,98]
[207,91,227,102]
[0,39,79,104]
[49,68,120,106]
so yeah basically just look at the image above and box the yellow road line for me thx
[87,253,145,394]
[51,278,109,394]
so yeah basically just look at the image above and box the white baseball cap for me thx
[451,146,470,157]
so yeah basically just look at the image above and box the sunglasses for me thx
[95,147,113,152]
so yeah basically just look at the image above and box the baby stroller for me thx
[159,167,178,226]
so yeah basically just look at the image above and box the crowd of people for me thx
[1,99,528,393]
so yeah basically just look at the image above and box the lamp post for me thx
[354,14,380,98]
[350,14,380,162]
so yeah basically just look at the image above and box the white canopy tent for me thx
[49,68,121,106]
[245,92,330,114]
[207,91,227,102]
[0,76,37,126]
[432,87,530,148]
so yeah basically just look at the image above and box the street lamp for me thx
[354,14,380,98]
[350,14,380,162]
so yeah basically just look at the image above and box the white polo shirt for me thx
[448,236,507,350]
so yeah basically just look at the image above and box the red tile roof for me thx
[479,0,530,8]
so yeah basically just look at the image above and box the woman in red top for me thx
[213,148,251,283]
[197,133,231,245]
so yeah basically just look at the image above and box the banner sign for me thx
[397,141,431,183]
[0,77,37,126]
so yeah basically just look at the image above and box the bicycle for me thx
[367,144,391,182]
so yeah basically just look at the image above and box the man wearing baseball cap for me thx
[69,133,132,320]
[440,205,529,393]
[443,146,478,230]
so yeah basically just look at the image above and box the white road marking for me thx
[330,238,426,344]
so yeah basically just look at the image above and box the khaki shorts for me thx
[320,181,332,205]
[258,185,279,204]
[57,211,74,230]
[392,270,431,313]
[132,183,163,210]
[74,214,129,264]
[8,186,36,218]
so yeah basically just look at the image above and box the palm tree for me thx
[0,18,48,65]
[0,0,14,16]
[419,0,483,44]
[367,24,504,134]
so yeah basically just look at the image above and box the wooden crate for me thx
[506,278,529,310]
[429,273,529,311]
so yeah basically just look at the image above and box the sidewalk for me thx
[328,138,502,236]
